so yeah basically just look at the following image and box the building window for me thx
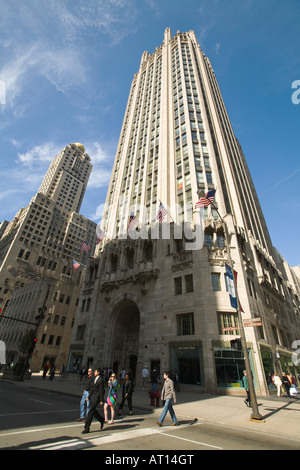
[48,335,54,345]
[174,277,182,295]
[177,312,195,336]
[185,274,194,293]
[214,348,246,388]
[217,234,225,247]
[76,325,86,341]
[211,273,221,291]
[205,233,213,246]
[217,312,239,335]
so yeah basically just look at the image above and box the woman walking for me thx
[104,373,118,424]
[118,373,133,416]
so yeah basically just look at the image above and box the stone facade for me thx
[68,30,300,394]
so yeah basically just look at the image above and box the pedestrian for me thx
[79,366,87,383]
[242,370,251,407]
[77,367,94,422]
[151,368,158,393]
[120,367,126,385]
[142,365,149,390]
[282,373,291,397]
[49,365,55,381]
[157,371,178,426]
[118,373,133,416]
[42,363,49,379]
[82,367,105,434]
[59,364,65,379]
[104,373,119,424]
[273,373,282,397]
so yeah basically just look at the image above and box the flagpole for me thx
[197,190,262,421]
[158,200,174,223]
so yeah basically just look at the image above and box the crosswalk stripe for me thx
[29,422,201,450]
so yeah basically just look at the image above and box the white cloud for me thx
[88,168,113,189]
[85,141,112,164]
[0,0,138,115]
[16,142,61,167]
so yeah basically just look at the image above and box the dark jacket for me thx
[88,376,105,404]
[122,378,133,397]
[84,376,94,392]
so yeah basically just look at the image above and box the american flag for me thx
[81,241,91,252]
[156,202,168,222]
[128,212,138,231]
[96,229,106,244]
[72,259,80,271]
[195,190,216,208]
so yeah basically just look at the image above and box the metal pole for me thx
[197,191,263,420]
[221,216,262,420]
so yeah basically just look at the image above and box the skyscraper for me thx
[69,30,300,394]
[0,143,96,371]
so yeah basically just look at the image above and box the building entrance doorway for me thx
[110,299,140,379]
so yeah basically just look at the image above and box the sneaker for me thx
[157,421,162,427]
[172,422,179,426]
[81,429,89,434]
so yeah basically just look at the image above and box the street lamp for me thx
[197,190,263,421]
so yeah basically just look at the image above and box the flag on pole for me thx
[81,241,91,252]
[96,228,106,244]
[156,202,168,222]
[232,268,244,313]
[128,212,138,231]
[225,263,238,309]
[195,189,216,208]
[73,259,80,271]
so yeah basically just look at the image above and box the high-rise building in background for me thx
[0,143,96,372]
[69,29,300,395]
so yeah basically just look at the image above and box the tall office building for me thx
[69,30,300,394]
[0,143,97,371]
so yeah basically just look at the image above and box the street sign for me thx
[243,318,262,327]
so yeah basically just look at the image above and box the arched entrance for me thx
[109,299,140,378]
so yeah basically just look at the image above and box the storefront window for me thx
[214,347,256,389]
[260,347,276,391]
[170,342,203,385]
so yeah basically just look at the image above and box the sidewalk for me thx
[2,373,300,444]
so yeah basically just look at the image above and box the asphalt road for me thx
[0,381,298,452]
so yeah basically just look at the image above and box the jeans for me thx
[80,390,90,419]
[158,398,177,424]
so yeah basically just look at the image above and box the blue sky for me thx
[0,0,299,266]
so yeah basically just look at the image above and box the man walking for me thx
[157,371,178,426]
[82,367,105,434]
[142,365,149,390]
[77,367,94,421]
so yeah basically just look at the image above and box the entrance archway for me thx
[110,299,140,378]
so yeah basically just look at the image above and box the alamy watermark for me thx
[291,80,300,105]
[96,200,205,251]
[0,80,6,105]
[0,340,6,364]
[292,340,300,366]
